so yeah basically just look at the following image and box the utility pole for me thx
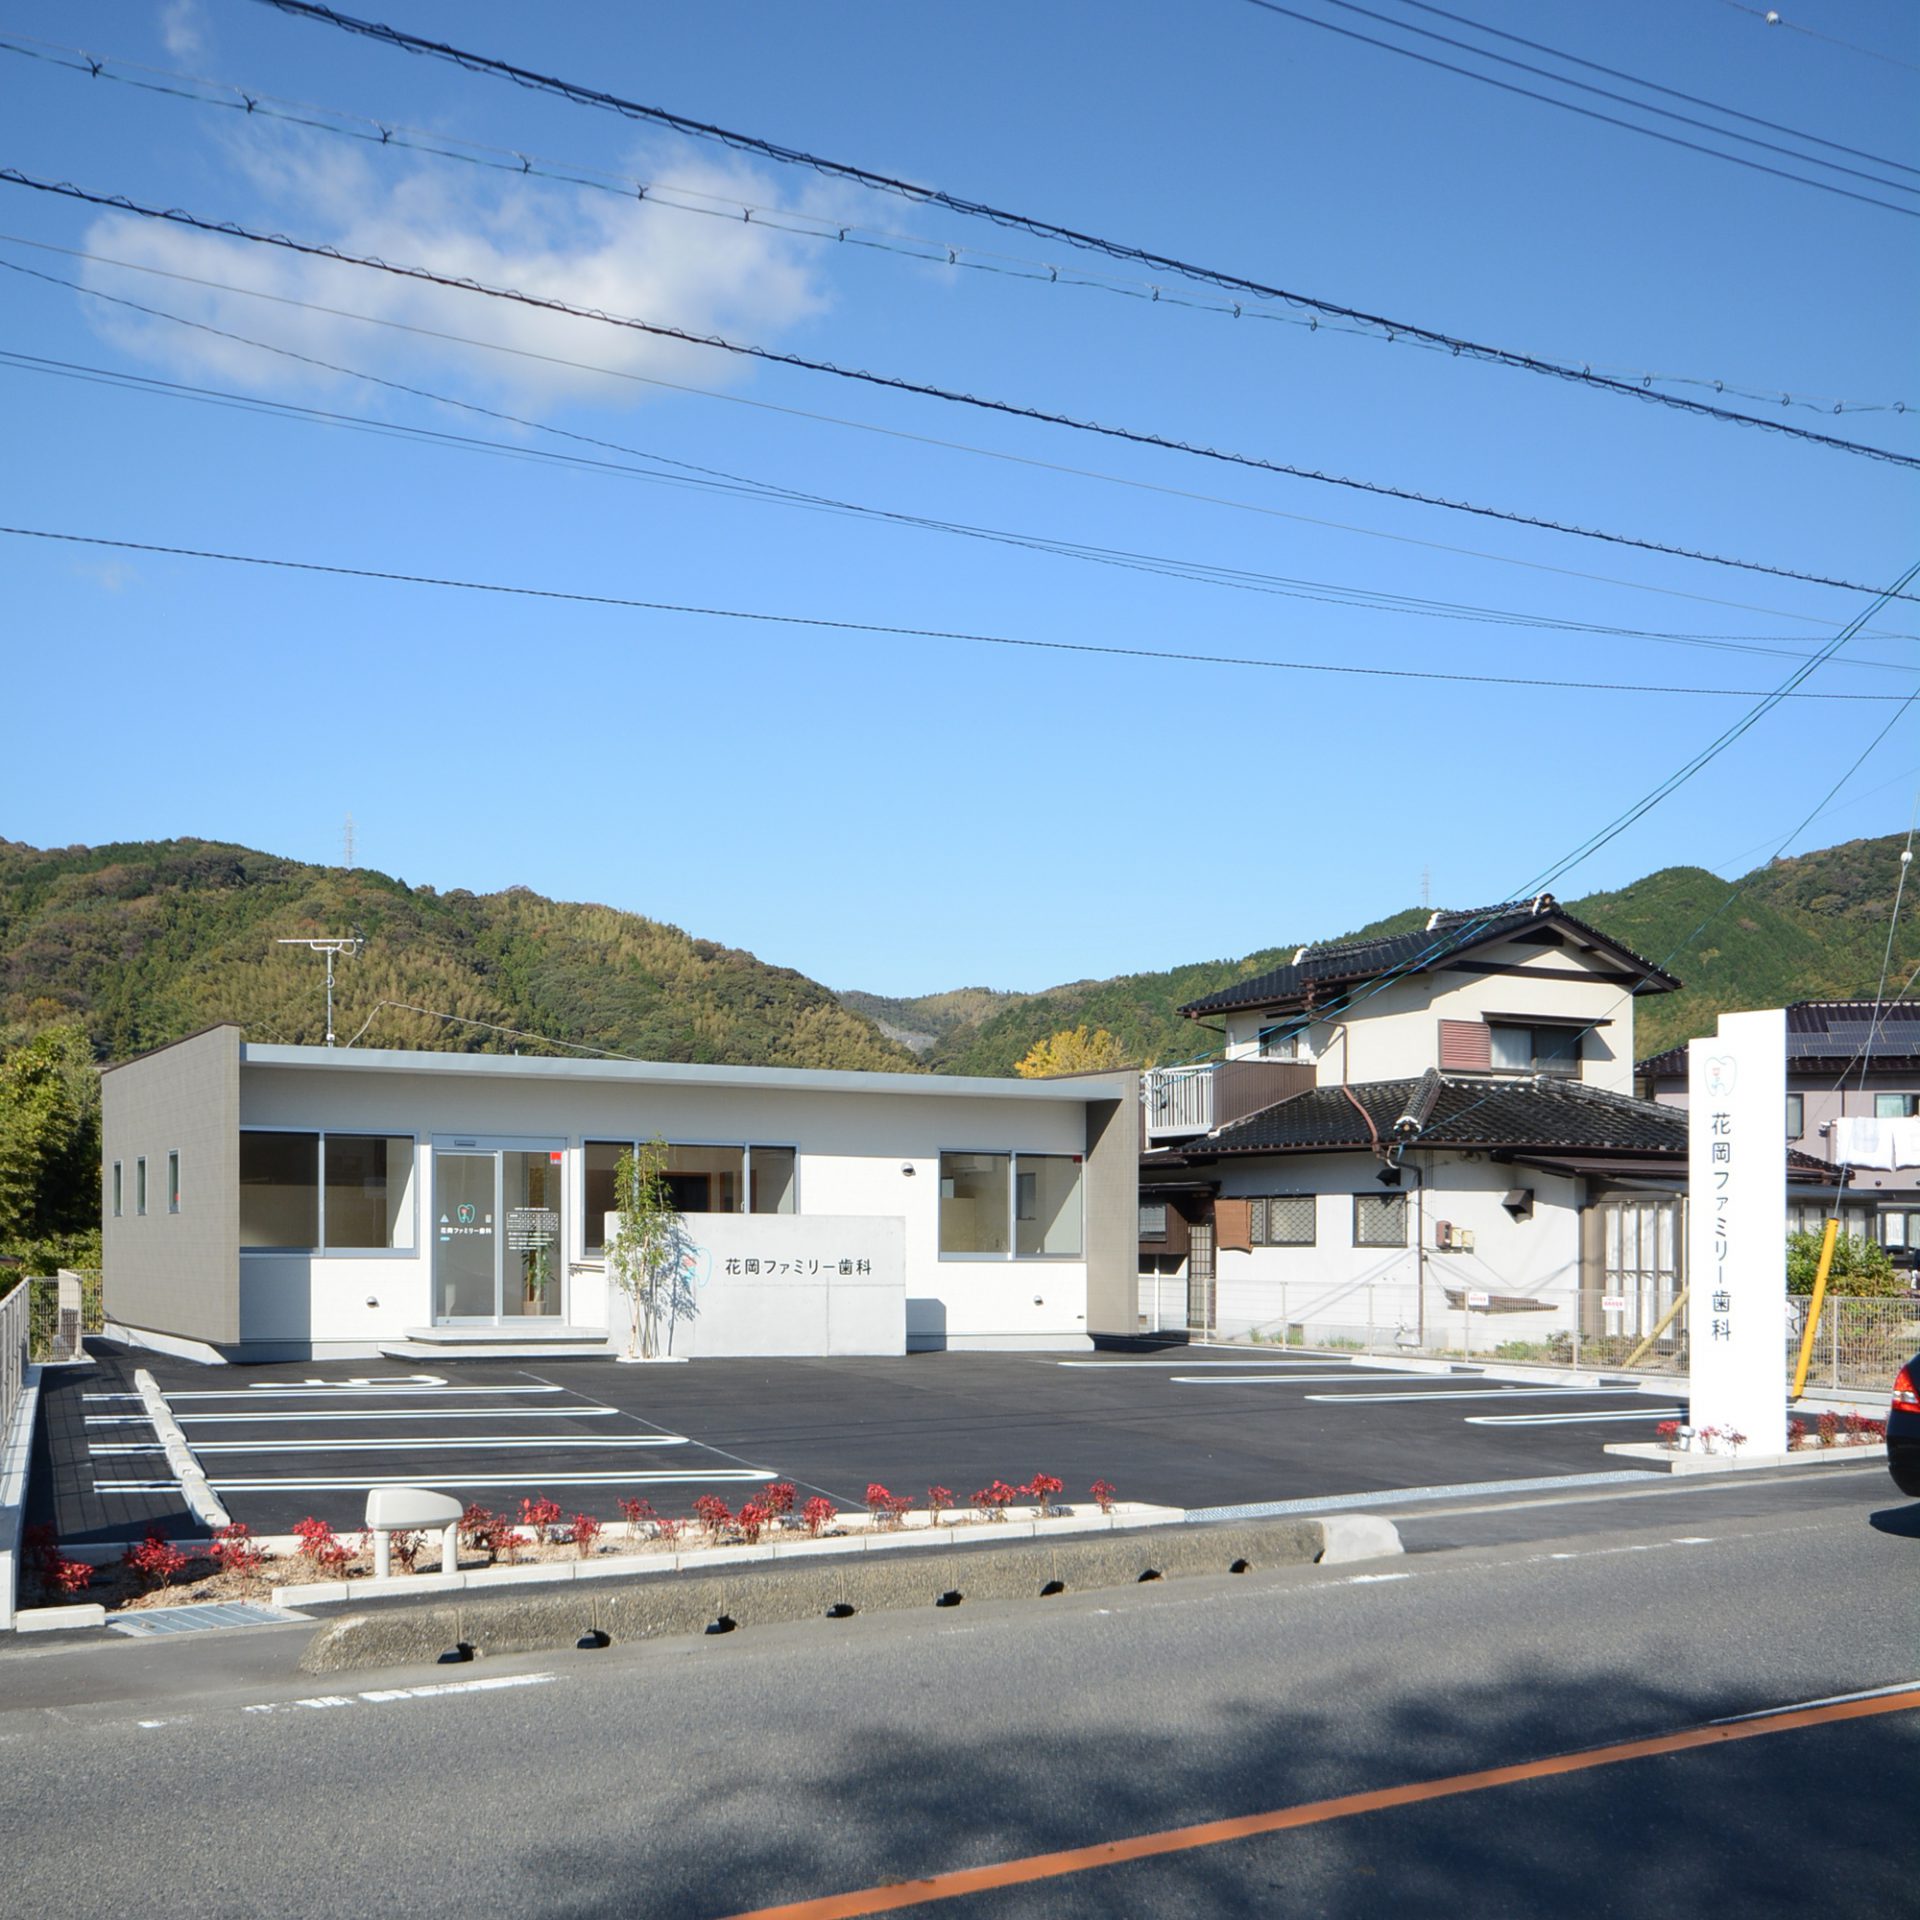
[276,934,363,1047]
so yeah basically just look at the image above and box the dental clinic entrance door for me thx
[433,1141,565,1323]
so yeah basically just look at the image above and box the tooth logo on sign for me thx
[456,1203,477,1227]
[1703,1056,1738,1099]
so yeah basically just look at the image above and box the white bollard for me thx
[364,1487,466,1580]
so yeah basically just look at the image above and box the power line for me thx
[8,172,1915,608]
[247,0,1915,457]
[7,29,1910,422]
[1287,0,1920,195]
[1392,0,1920,180]
[15,229,1908,636]
[1240,0,1920,219]
[6,523,1915,704]
[1711,1,1920,79]
[13,261,1919,677]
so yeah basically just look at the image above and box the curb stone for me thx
[298,1516,1395,1673]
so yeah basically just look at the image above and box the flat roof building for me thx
[100,1027,1137,1363]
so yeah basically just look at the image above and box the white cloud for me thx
[78,130,835,412]
[158,0,206,60]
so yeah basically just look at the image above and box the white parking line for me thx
[1304,1387,1654,1404]
[209,1467,771,1492]
[1168,1373,1430,1386]
[1057,1360,1369,1370]
[1465,1408,1684,1427]
[90,1435,690,1456]
[163,1407,624,1424]
[162,1385,569,1401]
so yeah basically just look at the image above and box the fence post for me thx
[1827,1297,1839,1390]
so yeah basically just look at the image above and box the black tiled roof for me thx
[1179,898,1679,1018]
[1638,999,1920,1079]
[1175,1070,1829,1177]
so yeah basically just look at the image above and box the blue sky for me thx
[1,1,1915,996]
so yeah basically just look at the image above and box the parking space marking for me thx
[178,1467,775,1493]
[162,1407,625,1424]
[161,1384,569,1401]
[1056,1360,1372,1371]
[1304,1386,1653,1404]
[1464,1407,1684,1427]
[185,1436,691,1454]
[1168,1373,1437,1386]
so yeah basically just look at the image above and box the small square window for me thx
[1353,1191,1407,1248]
[1138,1202,1169,1240]
[1253,1195,1315,1246]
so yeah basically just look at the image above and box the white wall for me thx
[1211,1150,1586,1346]
[237,1065,1097,1352]
[1223,941,1636,1092]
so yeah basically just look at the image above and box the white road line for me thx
[163,1385,569,1402]
[1343,1572,1412,1585]
[81,1393,144,1402]
[1057,1360,1367,1370]
[182,1436,690,1454]
[165,1407,623,1424]
[246,1673,556,1714]
[1304,1386,1654,1404]
[1464,1407,1685,1427]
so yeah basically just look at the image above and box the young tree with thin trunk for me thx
[606,1138,681,1359]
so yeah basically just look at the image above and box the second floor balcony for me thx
[1142,1058,1315,1144]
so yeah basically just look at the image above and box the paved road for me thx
[5,1469,1914,1917]
[34,1342,1690,1544]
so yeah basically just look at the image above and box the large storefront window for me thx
[583,1140,798,1253]
[941,1151,1083,1258]
[240,1131,415,1250]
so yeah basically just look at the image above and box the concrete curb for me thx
[133,1369,229,1532]
[298,1515,1397,1673]
[0,1364,44,1632]
[1604,1438,1889,1475]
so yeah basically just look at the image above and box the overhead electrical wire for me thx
[1242,0,1920,211]
[4,32,1908,424]
[4,523,1913,705]
[7,173,1915,610]
[247,0,1915,457]
[1711,1,1920,79]
[13,256,1919,677]
[1390,0,1920,180]
[16,229,1909,638]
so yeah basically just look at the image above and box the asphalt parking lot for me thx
[31,1341,1685,1547]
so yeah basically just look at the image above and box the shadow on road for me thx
[1867,1501,1920,1538]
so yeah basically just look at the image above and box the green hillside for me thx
[869,836,1920,1075]
[0,838,920,1072]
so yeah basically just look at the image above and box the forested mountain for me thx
[0,838,918,1071]
[839,834,1920,1076]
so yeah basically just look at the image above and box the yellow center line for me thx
[720,1687,1920,1919]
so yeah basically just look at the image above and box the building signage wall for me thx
[602,1212,906,1358]
[1686,1008,1787,1455]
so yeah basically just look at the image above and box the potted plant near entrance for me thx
[606,1138,689,1361]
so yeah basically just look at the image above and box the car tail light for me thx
[1893,1367,1920,1415]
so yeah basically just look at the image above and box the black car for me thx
[1891,1351,1920,1498]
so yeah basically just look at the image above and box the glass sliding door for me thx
[434,1143,566,1323]
[503,1150,563,1320]
[435,1152,499,1321]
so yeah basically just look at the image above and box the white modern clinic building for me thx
[100,1027,1137,1363]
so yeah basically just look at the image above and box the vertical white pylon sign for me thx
[1686,1007,1787,1455]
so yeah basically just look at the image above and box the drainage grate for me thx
[109,1602,310,1638]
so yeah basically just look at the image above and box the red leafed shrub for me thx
[387,1529,426,1573]
[692,1494,734,1543]
[212,1522,266,1575]
[863,1483,893,1522]
[1021,1473,1065,1511]
[123,1531,191,1590]
[460,1505,518,1563]
[926,1485,955,1521]
[617,1496,657,1539]
[570,1513,603,1558]
[801,1496,837,1538]
[520,1496,565,1545]
[736,1499,772,1546]
[1787,1417,1807,1451]
[764,1482,796,1518]
[972,1480,1018,1521]
[26,1528,93,1597]
[654,1514,685,1547]
[292,1517,352,1571]
[1089,1479,1117,1515]
[1655,1421,1681,1447]
[1817,1409,1840,1447]
[1846,1411,1888,1443]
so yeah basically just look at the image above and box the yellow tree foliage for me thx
[1013,1025,1131,1078]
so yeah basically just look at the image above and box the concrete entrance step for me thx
[380,1326,618,1361]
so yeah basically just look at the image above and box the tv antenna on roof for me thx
[276,933,363,1047]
